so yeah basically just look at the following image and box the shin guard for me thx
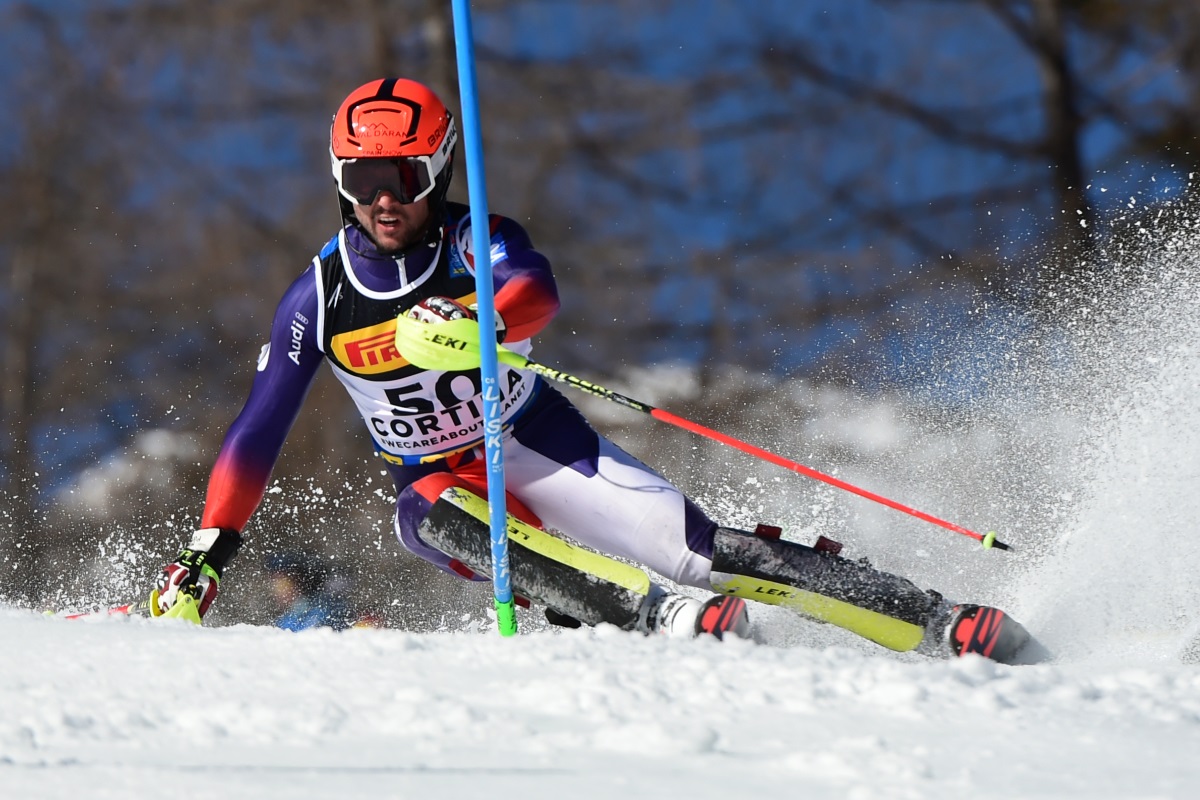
[710,527,941,652]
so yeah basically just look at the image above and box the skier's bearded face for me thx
[352,191,432,254]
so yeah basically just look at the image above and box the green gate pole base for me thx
[495,598,518,637]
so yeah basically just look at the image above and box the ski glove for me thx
[405,296,506,343]
[152,527,243,621]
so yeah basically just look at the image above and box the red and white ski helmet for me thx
[329,78,458,223]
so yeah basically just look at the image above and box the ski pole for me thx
[450,0,518,636]
[394,316,1010,551]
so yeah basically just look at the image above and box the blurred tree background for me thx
[2,0,1197,623]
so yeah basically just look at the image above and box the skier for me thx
[150,78,1030,662]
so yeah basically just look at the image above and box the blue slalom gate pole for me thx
[450,0,516,636]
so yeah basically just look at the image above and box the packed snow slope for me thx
[3,607,1200,800]
[7,214,1200,798]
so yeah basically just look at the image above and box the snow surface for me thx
[8,216,1200,798]
[4,608,1200,799]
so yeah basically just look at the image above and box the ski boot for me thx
[639,588,751,640]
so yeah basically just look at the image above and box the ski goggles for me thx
[333,155,440,206]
